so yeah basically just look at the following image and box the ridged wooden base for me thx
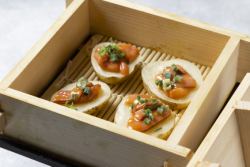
[42,34,210,123]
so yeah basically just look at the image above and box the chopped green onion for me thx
[144,108,154,120]
[136,96,141,101]
[174,75,182,82]
[155,79,163,87]
[165,72,171,79]
[65,102,78,110]
[157,105,167,115]
[144,118,151,125]
[99,44,125,62]
[171,64,178,72]
[154,127,162,132]
[83,87,91,95]
[130,103,135,109]
[76,77,88,90]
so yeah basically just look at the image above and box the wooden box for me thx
[188,73,250,167]
[0,0,250,166]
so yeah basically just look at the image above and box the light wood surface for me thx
[187,74,250,167]
[236,105,250,167]
[90,0,229,67]
[168,37,240,150]
[3,0,250,166]
[196,161,220,167]
[0,87,191,167]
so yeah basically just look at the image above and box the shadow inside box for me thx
[0,135,92,167]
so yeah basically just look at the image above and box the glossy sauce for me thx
[125,94,171,132]
[94,43,139,76]
[155,65,196,99]
[51,82,101,105]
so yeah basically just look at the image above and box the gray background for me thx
[0,0,250,166]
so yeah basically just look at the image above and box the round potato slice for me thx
[54,81,111,114]
[114,95,181,139]
[142,59,203,109]
[91,42,142,84]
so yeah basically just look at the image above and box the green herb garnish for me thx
[155,79,163,87]
[98,44,125,62]
[174,75,182,82]
[154,127,162,132]
[171,64,178,72]
[157,105,167,115]
[65,102,78,110]
[144,108,154,120]
[76,77,88,90]
[144,118,151,125]
[130,103,135,109]
[165,72,171,79]
[83,87,91,96]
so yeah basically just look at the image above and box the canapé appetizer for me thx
[51,77,111,114]
[142,59,202,109]
[115,94,179,139]
[91,42,142,84]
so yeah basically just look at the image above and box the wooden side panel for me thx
[202,113,245,167]
[0,112,4,134]
[188,112,245,167]
[89,0,229,67]
[1,0,90,96]
[168,37,240,150]
[236,108,250,167]
[187,74,250,167]
[0,88,191,167]
[196,161,220,167]
[237,40,250,82]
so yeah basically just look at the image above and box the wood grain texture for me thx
[0,112,4,134]
[0,0,90,96]
[187,74,250,167]
[2,0,250,166]
[41,34,210,125]
[237,40,250,82]
[89,0,229,67]
[196,161,220,167]
[168,37,240,150]
[0,88,191,167]
[236,106,250,167]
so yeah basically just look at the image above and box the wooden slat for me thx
[236,106,250,167]
[41,34,211,125]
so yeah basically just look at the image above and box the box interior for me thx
[5,0,232,143]
[1,0,243,166]
[7,0,229,96]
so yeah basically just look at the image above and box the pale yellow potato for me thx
[52,81,111,114]
[142,59,203,109]
[114,95,181,140]
[91,42,142,84]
